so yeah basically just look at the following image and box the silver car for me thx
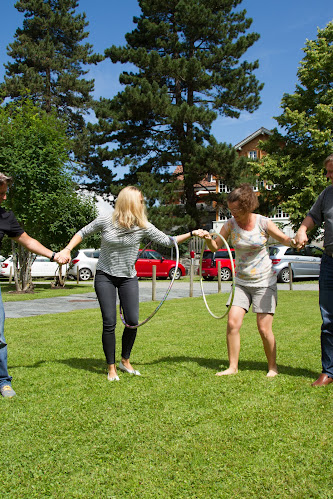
[68,248,100,281]
[269,244,323,283]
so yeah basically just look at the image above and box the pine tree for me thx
[92,0,263,230]
[1,0,100,160]
[252,21,333,231]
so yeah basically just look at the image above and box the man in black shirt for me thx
[295,153,333,386]
[0,172,68,398]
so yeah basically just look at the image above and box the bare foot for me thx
[216,367,238,376]
[266,369,279,377]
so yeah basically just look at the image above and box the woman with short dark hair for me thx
[201,183,296,377]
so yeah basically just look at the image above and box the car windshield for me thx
[203,251,214,260]
[214,250,235,259]
[269,247,280,256]
[139,250,163,260]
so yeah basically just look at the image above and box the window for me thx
[272,206,289,219]
[215,250,235,259]
[218,181,231,193]
[253,180,265,192]
[248,151,257,160]
[218,208,231,221]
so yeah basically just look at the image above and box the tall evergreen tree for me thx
[0,0,100,161]
[92,0,263,230]
[252,21,333,231]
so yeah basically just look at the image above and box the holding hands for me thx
[54,249,71,265]
[192,229,210,239]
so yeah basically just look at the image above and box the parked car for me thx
[135,249,186,279]
[68,249,100,281]
[0,255,66,278]
[69,247,186,281]
[269,244,323,283]
[198,248,236,281]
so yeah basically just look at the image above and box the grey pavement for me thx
[3,280,319,319]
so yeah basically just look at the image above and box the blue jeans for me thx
[0,287,12,388]
[319,253,333,378]
[94,271,139,365]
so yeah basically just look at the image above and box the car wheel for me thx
[220,267,232,281]
[169,267,182,280]
[203,276,214,281]
[79,268,92,281]
[278,267,292,283]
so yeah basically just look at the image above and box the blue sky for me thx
[0,0,332,148]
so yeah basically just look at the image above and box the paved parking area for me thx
[3,280,319,319]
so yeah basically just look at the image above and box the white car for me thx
[0,255,66,278]
[68,249,100,281]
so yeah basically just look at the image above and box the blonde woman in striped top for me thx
[59,186,203,381]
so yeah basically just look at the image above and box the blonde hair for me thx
[112,186,148,229]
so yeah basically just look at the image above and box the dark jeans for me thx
[319,253,333,378]
[94,271,139,365]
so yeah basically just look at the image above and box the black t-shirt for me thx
[0,207,24,247]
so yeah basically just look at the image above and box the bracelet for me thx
[190,231,193,237]
[50,251,56,262]
[65,247,72,251]
[290,238,296,248]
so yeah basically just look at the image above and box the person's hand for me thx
[192,229,210,239]
[294,230,307,249]
[54,250,71,264]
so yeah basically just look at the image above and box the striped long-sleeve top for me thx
[77,215,174,278]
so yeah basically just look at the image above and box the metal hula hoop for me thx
[120,237,180,329]
[199,232,236,319]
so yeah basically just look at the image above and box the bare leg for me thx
[216,306,246,376]
[257,313,278,377]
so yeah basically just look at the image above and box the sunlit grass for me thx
[1,291,332,498]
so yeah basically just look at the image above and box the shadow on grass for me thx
[143,355,319,379]
[10,357,106,374]
[11,356,318,379]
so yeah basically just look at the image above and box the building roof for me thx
[172,164,216,190]
[234,127,272,150]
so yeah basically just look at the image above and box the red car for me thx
[198,248,235,281]
[135,249,186,279]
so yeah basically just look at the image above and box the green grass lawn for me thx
[0,281,95,301]
[1,291,332,498]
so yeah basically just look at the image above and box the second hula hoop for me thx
[120,237,180,329]
[199,232,236,319]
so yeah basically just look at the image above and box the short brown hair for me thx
[227,183,259,213]
[324,154,333,167]
[0,172,12,187]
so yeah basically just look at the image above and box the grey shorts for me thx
[226,283,277,314]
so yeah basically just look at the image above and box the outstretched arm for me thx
[266,220,296,247]
[174,229,207,244]
[12,232,69,264]
[57,233,83,262]
[200,226,230,252]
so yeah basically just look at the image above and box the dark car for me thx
[135,249,186,279]
[269,244,323,283]
[198,248,235,281]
